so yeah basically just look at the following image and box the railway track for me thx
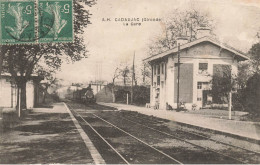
[67,104,183,164]
[124,112,260,155]
[119,113,259,164]
[66,102,258,164]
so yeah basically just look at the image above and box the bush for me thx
[232,91,246,111]
[114,85,150,105]
[115,89,130,103]
[133,86,150,105]
[242,73,260,115]
[49,93,60,102]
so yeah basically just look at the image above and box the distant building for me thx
[90,83,106,95]
[0,73,43,108]
[144,31,249,110]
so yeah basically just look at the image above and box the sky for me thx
[57,0,260,84]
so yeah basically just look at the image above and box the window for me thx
[154,65,156,75]
[161,63,164,74]
[197,97,202,101]
[197,82,202,89]
[157,76,160,85]
[157,65,160,75]
[199,63,208,72]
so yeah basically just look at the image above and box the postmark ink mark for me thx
[0,0,73,45]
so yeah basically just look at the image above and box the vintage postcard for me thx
[0,0,259,164]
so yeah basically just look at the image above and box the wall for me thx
[0,79,12,107]
[174,63,193,103]
[26,81,34,108]
[151,60,167,109]
[0,77,35,108]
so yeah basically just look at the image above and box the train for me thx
[73,85,96,104]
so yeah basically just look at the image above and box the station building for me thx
[0,73,43,108]
[144,31,249,110]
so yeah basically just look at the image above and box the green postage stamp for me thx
[38,0,73,43]
[0,0,73,44]
[0,0,35,44]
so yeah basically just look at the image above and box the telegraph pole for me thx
[131,52,135,104]
[177,43,180,110]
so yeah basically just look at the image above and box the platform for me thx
[98,102,260,142]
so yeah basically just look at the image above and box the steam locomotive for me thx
[73,85,96,104]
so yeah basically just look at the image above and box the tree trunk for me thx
[16,87,20,117]
[112,87,115,103]
[16,78,27,112]
[21,80,27,110]
[43,87,48,104]
[0,46,5,78]
[43,91,46,104]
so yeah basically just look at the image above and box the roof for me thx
[143,36,249,62]
[0,72,44,81]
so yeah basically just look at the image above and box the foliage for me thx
[211,65,232,104]
[120,65,130,86]
[37,66,60,103]
[107,66,121,102]
[232,90,246,111]
[1,0,95,110]
[232,73,260,116]
[235,40,260,90]
[114,85,150,105]
[148,9,214,56]
[241,73,260,115]
[233,39,260,114]
[237,62,253,89]
[140,62,151,85]
[132,86,150,105]
[248,42,260,74]
[115,88,130,103]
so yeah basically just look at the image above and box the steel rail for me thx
[67,105,130,164]
[120,115,250,164]
[93,114,184,165]
[126,113,260,155]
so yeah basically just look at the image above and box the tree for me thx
[210,65,237,119]
[237,62,253,89]
[120,65,130,86]
[141,62,151,85]
[148,9,214,56]
[211,65,233,104]
[109,66,120,103]
[2,0,95,112]
[248,42,260,74]
[242,73,260,116]
[233,40,260,115]
[37,66,58,103]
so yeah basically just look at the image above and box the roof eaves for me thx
[206,37,249,60]
[143,36,249,62]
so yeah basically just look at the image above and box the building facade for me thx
[0,73,43,108]
[144,36,249,110]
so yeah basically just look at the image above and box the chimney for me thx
[176,36,189,46]
[196,26,211,38]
